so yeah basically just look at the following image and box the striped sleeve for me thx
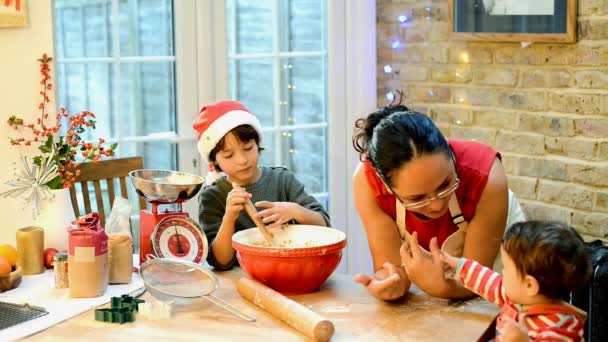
[454,259,508,307]
[526,313,585,342]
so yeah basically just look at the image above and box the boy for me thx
[192,100,330,270]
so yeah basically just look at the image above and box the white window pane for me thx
[57,63,88,115]
[229,59,275,127]
[119,62,176,136]
[56,62,115,140]
[228,0,273,54]
[259,131,277,168]
[282,128,327,194]
[280,0,325,52]
[281,57,326,125]
[119,141,177,170]
[118,0,174,57]
[54,0,113,58]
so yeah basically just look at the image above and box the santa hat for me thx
[192,100,262,184]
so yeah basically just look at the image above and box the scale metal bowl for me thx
[129,169,204,204]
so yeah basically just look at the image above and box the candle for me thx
[16,226,45,275]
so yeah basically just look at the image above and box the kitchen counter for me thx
[23,268,499,341]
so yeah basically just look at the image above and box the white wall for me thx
[0,1,55,246]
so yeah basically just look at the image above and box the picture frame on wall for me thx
[0,0,28,28]
[449,0,577,43]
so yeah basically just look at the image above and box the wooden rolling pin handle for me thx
[237,277,334,342]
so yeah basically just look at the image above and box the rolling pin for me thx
[232,183,274,244]
[237,277,334,342]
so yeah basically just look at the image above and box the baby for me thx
[437,221,591,341]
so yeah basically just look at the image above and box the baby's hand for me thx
[224,187,251,221]
[254,201,297,228]
[437,239,459,271]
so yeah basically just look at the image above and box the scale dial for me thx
[151,216,208,264]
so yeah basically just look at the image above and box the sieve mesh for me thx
[140,259,218,298]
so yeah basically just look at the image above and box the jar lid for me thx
[54,252,68,261]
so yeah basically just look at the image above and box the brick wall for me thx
[377,0,608,241]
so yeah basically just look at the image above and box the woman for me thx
[351,95,521,300]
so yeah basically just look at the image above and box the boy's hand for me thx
[224,187,251,221]
[254,201,297,228]
[500,317,529,342]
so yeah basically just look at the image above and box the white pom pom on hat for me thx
[204,163,223,186]
[192,100,263,164]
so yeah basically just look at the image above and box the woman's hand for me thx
[353,262,408,300]
[400,232,451,297]
[500,317,529,342]
[224,187,251,221]
[254,201,297,228]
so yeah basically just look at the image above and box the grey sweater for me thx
[198,166,331,270]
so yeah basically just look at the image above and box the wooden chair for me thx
[69,156,147,227]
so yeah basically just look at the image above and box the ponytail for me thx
[352,90,409,160]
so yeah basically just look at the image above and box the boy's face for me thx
[500,246,528,304]
[215,132,260,185]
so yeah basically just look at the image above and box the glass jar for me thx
[53,252,69,289]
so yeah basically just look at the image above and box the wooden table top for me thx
[24,268,499,341]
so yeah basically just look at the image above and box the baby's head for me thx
[193,100,264,176]
[501,221,591,303]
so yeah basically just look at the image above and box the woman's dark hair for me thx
[352,91,451,186]
[502,221,592,300]
[209,124,264,172]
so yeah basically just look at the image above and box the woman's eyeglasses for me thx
[387,178,460,209]
[375,150,459,210]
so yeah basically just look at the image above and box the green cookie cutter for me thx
[94,295,145,324]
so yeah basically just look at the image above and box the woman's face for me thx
[389,152,457,219]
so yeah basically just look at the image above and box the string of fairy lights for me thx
[382,6,433,103]
[382,4,471,116]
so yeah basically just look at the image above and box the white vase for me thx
[32,188,76,251]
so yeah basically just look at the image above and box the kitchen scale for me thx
[129,169,208,266]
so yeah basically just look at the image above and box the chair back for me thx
[69,157,146,227]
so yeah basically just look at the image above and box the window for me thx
[53,0,180,173]
[225,0,328,206]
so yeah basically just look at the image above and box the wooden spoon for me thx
[232,183,274,245]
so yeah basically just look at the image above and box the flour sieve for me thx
[138,256,255,322]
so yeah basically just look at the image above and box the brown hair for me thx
[502,221,592,300]
[209,124,264,172]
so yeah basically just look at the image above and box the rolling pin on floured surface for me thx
[237,277,335,342]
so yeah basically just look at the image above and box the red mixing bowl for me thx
[232,225,346,295]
